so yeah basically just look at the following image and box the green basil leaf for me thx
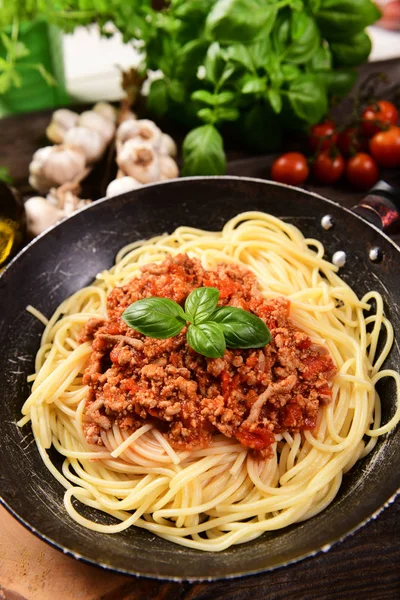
[307,0,321,13]
[223,44,255,72]
[309,44,332,70]
[192,89,216,106]
[192,90,236,106]
[147,79,169,118]
[197,107,215,124]
[267,89,282,114]
[290,0,305,10]
[213,306,271,349]
[182,124,226,176]
[173,0,216,19]
[185,287,220,324]
[281,64,302,82]
[241,75,267,95]
[272,14,290,54]
[288,74,328,124]
[206,0,278,44]
[122,297,186,339]
[247,38,272,70]
[204,42,225,85]
[316,0,381,41]
[187,322,226,358]
[215,91,236,105]
[313,68,357,97]
[291,11,310,40]
[330,32,372,67]
[214,106,240,121]
[285,13,320,64]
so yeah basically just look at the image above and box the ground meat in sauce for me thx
[80,254,336,456]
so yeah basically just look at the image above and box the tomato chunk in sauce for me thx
[81,254,336,457]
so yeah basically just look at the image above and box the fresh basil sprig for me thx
[121,286,271,358]
[213,306,271,349]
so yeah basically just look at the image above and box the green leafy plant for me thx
[0,20,57,94]
[141,0,380,174]
[122,286,271,358]
[0,0,381,171]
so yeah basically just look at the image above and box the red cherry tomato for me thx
[313,150,345,184]
[369,126,400,168]
[271,152,309,186]
[361,100,399,137]
[346,153,379,190]
[337,127,367,156]
[309,120,338,152]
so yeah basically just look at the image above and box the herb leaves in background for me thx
[1,0,381,172]
[122,286,271,358]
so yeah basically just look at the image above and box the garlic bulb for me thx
[29,145,86,194]
[64,127,107,164]
[159,133,177,158]
[93,101,117,124]
[106,176,142,198]
[47,186,91,216]
[116,119,162,153]
[25,197,64,237]
[160,155,179,180]
[117,139,160,184]
[78,111,115,144]
[46,109,79,144]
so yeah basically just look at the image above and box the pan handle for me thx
[351,180,400,235]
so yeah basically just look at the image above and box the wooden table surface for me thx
[1,59,400,600]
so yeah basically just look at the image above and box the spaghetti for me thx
[19,212,400,551]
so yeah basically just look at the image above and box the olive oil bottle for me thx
[0,183,25,270]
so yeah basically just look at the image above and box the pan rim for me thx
[1,176,399,285]
[1,488,398,582]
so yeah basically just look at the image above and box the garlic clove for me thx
[29,145,87,193]
[116,169,126,179]
[46,122,65,144]
[42,146,86,187]
[78,110,115,144]
[159,133,177,158]
[53,108,79,130]
[106,176,142,198]
[30,146,54,169]
[117,139,160,184]
[116,119,162,150]
[64,127,107,164]
[46,109,79,143]
[93,102,117,124]
[25,197,64,237]
[29,173,53,195]
[160,155,179,180]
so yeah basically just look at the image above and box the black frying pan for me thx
[0,176,399,580]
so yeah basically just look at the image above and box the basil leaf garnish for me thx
[185,286,220,324]
[121,287,272,357]
[212,306,271,349]
[186,322,226,358]
[122,297,186,339]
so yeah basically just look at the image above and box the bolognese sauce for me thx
[81,254,336,455]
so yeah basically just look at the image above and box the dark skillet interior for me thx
[0,177,399,580]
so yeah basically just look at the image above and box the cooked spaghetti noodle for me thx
[19,212,400,551]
